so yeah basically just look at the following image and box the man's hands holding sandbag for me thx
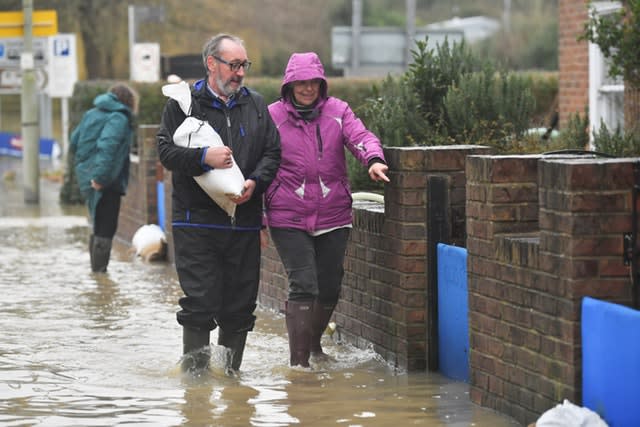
[230,179,255,205]
[206,146,235,169]
[204,146,254,205]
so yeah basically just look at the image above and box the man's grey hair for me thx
[202,33,245,74]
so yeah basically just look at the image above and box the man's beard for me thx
[216,74,243,98]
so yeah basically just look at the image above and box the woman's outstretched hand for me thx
[368,162,390,183]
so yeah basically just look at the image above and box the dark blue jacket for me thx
[156,79,281,230]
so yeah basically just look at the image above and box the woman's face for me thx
[292,79,322,106]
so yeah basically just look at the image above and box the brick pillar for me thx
[466,154,542,423]
[558,0,590,129]
[467,154,637,425]
[375,146,494,370]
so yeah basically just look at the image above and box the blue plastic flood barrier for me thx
[156,181,165,231]
[582,296,640,427]
[437,243,469,382]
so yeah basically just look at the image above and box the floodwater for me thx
[0,158,522,427]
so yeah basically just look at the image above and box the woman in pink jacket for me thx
[265,52,389,368]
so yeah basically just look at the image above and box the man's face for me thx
[207,40,249,98]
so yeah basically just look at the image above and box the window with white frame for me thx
[588,1,624,145]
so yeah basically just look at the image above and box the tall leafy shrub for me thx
[593,121,640,156]
[444,67,536,150]
[407,38,483,130]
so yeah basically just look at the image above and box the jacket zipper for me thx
[316,124,323,159]
[225,110,232,142]
[224,109,237,229]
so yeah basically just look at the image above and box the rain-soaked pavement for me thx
[0,157,522,426]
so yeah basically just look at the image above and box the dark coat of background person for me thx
[70,83,137,273]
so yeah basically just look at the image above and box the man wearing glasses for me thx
[157,33,281,375]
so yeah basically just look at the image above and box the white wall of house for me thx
[588,1,624,147]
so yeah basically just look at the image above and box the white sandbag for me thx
[162,82,245,217]
[535,399,608,427]
[131,224,167,262]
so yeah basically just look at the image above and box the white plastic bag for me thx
[161,81,245,217]
[535,399,608,427]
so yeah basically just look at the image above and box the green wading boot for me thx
[89,234,94,268]
[285,300,313,368]
[217,329,248,376]
[90,235,112,273]
[182,327,211,374]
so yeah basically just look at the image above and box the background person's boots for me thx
[89,234,95,269]
[285,300,313,367]
[217,329,248,375]
[91,236,112,273]
[182,327,210,373]
[310,300,337,361]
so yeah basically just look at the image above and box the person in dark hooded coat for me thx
[70,82,138,273]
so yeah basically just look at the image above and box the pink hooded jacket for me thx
[265,52,386,233]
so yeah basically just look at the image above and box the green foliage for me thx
[407,38,483,127]
[358,37,482,148]
[327,78,379,112]
[358,75,435,148]
[444,67,536,150]
[593,121,640,156]
[552,110,590,152]
[522,72,558,126]
[359,36,546,154]
[582,0,640,86]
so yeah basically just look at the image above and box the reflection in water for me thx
[0,216,521,427]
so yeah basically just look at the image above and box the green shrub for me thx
[359,36,549,155]
[444,67,536,150]
[593,121,640,156]
[408,37,483,128]
[358,75,435,147]
[553,109,590,152]
[522,71,558,127]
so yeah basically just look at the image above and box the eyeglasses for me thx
[213,55,252,72]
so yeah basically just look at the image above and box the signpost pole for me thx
[61,96,68,162]
[21,0,39,204]
[128,5,135,80]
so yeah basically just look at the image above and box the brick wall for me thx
[121,132,639,424]
[467,154,636,425]
[558,0,590,129]
[116,125,161,245]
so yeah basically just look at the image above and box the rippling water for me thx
[0,161,521,426]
